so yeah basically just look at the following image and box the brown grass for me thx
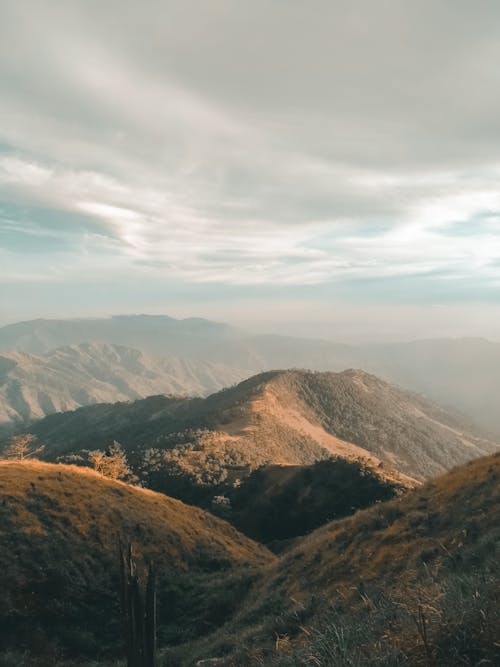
[269,451,500,601]
[0,461,274,663]
[181,452,500,665]
[0,460,271,567]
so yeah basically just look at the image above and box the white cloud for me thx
[1,0,500,334]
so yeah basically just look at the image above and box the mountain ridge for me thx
[21,369,499,500]
[2,314,499,433]
[0,342,250,426]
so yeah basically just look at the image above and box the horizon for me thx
[1,310,500,346]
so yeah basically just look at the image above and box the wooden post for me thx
[119,542,157,667]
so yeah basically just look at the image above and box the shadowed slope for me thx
[223,458,406,545]
[0,461,272,662]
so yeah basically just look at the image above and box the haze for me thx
[1,1,500,341]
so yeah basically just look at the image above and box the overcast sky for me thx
[1,1,500,340]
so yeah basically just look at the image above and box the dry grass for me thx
[0,461,274,663]
[0,460,271,565]
[266,452,500,602]
[183,452,500,665]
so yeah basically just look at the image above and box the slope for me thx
[0,461,272,663]
[22,370,499,507]
[190,452,500,666]
[0,342,249,425]
[223,458,406,545]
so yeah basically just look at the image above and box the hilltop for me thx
[189,452,500,666]
[0,342,249,427]
[0,461,272,663]
[26,369,498,503]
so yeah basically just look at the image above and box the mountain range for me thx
[1,314,500,434]
[0,342,249,427]
[0,316,498,665]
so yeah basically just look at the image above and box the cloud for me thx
[0,0,500,333]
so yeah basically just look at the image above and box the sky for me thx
[1,0,500,341]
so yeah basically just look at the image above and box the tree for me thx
[88,441,135,482]
[1,433,45,460]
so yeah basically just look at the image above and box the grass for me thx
[0,461,273,663]
[0,452,498,665]
[183,452,500,665]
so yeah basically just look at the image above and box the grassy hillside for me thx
[0,454,498,666]
[191,452,500,666]
[0,461,272,664]
[22,370,497,506]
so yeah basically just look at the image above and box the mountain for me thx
[192,452,500,666]
[25,370,499,505]
[0,314,242,358]
[0,342,249,426]
[2,315,500,433]
[0,460,272,663]
[357,337,500,436]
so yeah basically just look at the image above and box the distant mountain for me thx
[356,337,500,436]
[0,460,271,660]
[0,314,242,358]
[0,342,249,426]
[26,370,498,503]
[2,315,500,433]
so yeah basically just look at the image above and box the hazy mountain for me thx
[0,460,271,660]
[0,314,242,359]
[356,338,500,436]
[2,315,500,433]
[0,342,249,426]
[26,370,499,502]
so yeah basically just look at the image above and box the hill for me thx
[2,315,500,433]
[188,452,500,666]
[0,342,249,426]
[0,461,272,664]
[24,370,499,505]
[222,458,406,546]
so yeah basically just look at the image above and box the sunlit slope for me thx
[31,369,499,487]
[0,461,272,659]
